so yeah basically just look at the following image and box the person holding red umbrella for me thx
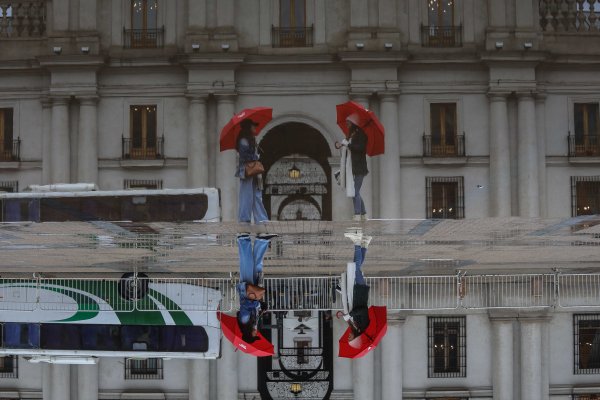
[236,231,277,343]
[335,114,369,222]
[340,227,373,340]
[235,119,269,224]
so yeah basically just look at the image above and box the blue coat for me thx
[235,138,259,179]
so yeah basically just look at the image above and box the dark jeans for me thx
[353,174,366,215]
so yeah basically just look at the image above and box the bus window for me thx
[3,323,40,348]
[160,326,208,352]
[1,199,40,222]
[81,325,121,351]
[121,326,159,351]
[41,324,82,350]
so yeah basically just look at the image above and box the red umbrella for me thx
[336,101,385,156]
[218,312,274,357]
[338,306,388,359]
[219,107,273,152]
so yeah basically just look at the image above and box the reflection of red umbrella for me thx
[338,306,387,358]
[219,107,273,152]
[218,312,274,357]
[336,101,385,156]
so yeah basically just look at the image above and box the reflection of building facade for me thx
[2,0,600,399]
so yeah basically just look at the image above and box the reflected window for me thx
[573,103,600,156]
[572,177,600,216]
[575,314,600,374]
[430,103,457,156]
[129,105,158,159]
[426,176,464,219]
[428,316,466,378]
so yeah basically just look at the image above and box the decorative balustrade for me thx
[0,1,46,38]
[540,0,600,32]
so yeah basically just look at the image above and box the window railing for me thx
[272,25,314,48]
[421,24,462,47]
[569,133,600,157]
[122,135,164,160]
[0,356,18,378]
[0,1,46,38]
[123,26,164,49]
[0,138,20,162]
[423,133,465,157]
[124,358,163,380]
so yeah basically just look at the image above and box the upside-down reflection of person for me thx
[339,229,373,342]
[236,232,277,343]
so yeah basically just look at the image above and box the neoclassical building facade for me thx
[2,0,600,399]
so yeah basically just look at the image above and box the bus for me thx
[0,186,221,223]
[0,275,231,362]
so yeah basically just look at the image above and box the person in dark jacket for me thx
[236,119,269,224]
[343,229,372,340]
[335,113,369,221]
[236,232,277,343]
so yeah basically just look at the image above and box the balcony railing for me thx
[569,133,600,157]
[272,25,313,48]
[0,1,46,38]
[540,0,600,32]
[421,24,462,47]
[123,26,164,49]
[0,138,20,161]
[423,133,465,157]
[122,135,164,160]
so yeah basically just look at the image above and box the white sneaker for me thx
[344,232,363,245]
[361,214,368,221]
[361,235,372,248]
[353,214,362,222]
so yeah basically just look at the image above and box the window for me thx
[571,103,600,156]
[125,358,163,380]
[423,0,461,47]
[273,0,313,47]
[428,316,466,378]
[574,314,600,374]
[0,108,16,162]
[427,103,462,156]
[294,338,311,365]
[125,0,162,48]
[0,356,18,378]
[125,105,162,160]
[0,181,18,193]
[571,177,600,216]
[124,179,163,190]
[426,177,464,219]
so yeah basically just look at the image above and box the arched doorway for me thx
[259,122,332,221]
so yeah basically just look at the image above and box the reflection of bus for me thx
[0,277,226,361]
[0,187,220,222]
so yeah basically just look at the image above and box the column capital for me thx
[487,90,510,101]
[387,312,407,325]
[517,309,552,323]
[41,97,53,109]
[488,309,519,322]
[515,90,537,99]
[186,93,209,103]
[379,91,400,101]
[50,96,71,106]
[214,93,237,104]
[77,96,99,105]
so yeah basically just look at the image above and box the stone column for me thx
[217,341,238,400]
[215,95,237,221]
[189,359,210,400]
[517,93,539,217]
[352,351,374,400]
[535,93,547,217]
[187,96,209,188]
[41,98,52,185]
[330,157,354,222]
[79,0,97,31]
[489,313,515,400]
[42,363,52,400]
[77,363,99,400]
[520,315,546,400]
[378,93,401,219]
[216,0,234,27]
[350,94,373,218]
[50,364,70,400]
[77,97,98,185]
[488,93,511,217]
[332,316,352,390]
[50,97,70,184]
[381,314,405,400]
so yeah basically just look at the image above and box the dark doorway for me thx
[259,122,332,221]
